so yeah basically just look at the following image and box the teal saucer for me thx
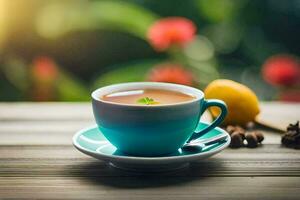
[73,122,230,172]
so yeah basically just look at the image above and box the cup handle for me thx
[187,99,227,143]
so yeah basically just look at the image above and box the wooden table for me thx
[0,102,299,200]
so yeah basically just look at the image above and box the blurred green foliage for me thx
[93,60,160,89]
[36,1,158,39]
[0,0,299,101]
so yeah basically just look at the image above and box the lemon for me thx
[204,79,260,126]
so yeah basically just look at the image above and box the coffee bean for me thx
[246,132,258,148]
[235,126,246,133]
[232,130,245,140]
[246,121,255,130]
[226,125,236,135]
[254,131,264,143]
[226,125,263,149]
[229,132,244,148]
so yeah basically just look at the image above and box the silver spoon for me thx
[182,133,228,151]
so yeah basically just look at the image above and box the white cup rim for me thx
[92,82,204,107]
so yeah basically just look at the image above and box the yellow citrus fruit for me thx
[204,79,260,126]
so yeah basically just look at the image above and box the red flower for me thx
[32,56,59,83]
[31,56,59,101]
[147,63,195,86]
[147,17,197,51]
[262,55,300,86]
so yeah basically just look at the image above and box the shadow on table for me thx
[66,160,222,188]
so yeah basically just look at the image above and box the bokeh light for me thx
[0,0,299,102]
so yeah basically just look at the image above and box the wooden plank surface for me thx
[0,102,300,200]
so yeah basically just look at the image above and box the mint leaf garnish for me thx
[137,97,159,105]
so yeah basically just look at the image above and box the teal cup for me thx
[92,82,227,156]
